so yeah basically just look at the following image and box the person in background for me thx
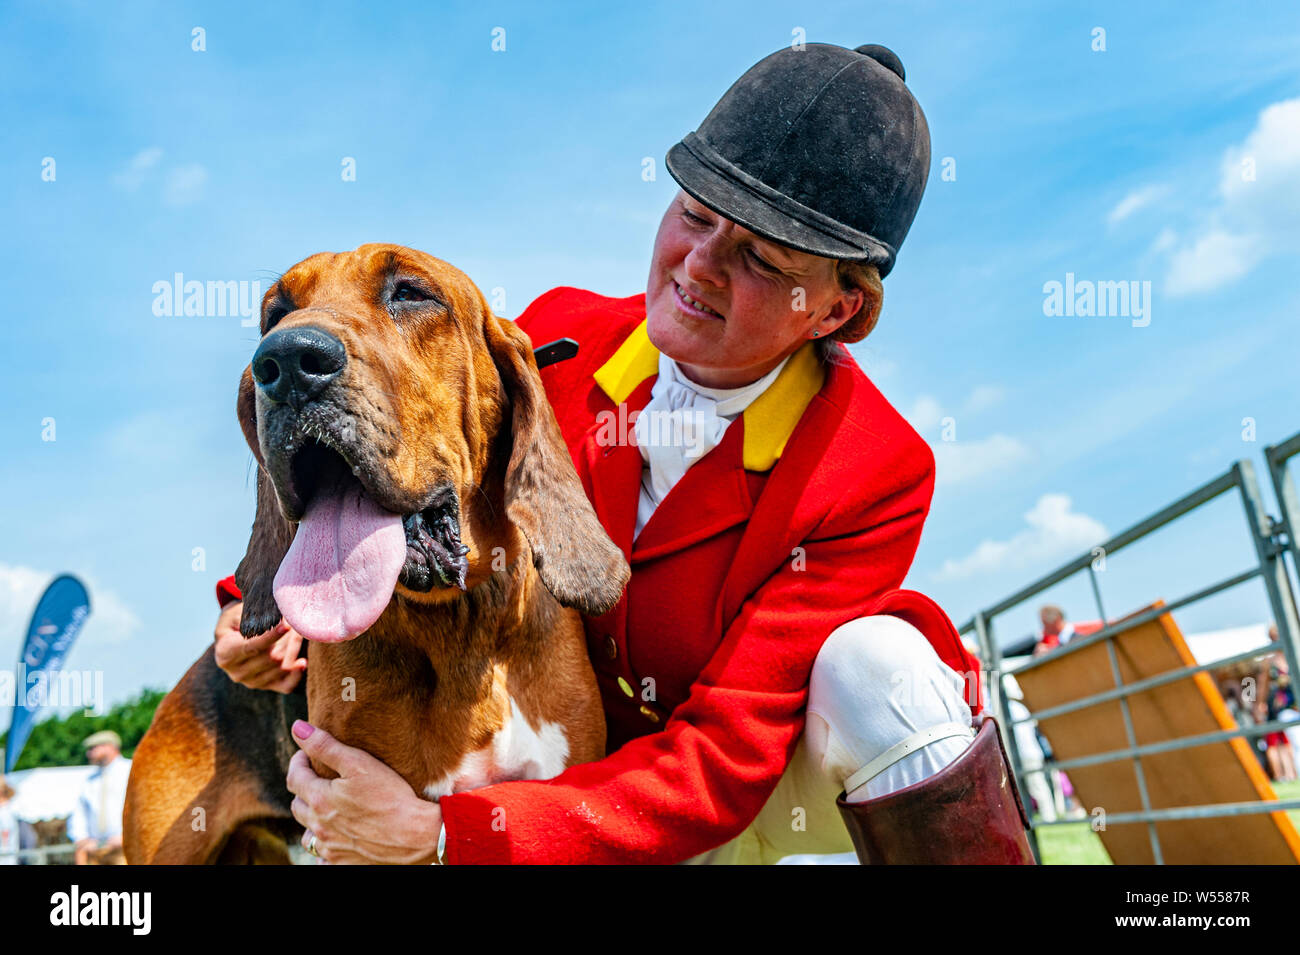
[0,778,17,865]
[68,730,132,864]
[1221,676,1252,727]
[1259,632,1297,783]
[1006,697,1057,823]
[1032,604,1077,657]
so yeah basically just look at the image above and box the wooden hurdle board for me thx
[1014,601,1300,864]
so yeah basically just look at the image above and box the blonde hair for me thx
[819,259,883,360]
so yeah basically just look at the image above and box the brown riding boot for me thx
[835,714,1037,864]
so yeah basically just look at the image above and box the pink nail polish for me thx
[292,720,315,740]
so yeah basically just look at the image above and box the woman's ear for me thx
[234,366,294,636]
[825,261,883,343]
[815,284,868,337]
[485,314,630,616]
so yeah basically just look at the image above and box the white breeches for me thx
[685,614,976,865]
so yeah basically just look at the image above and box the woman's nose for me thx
[682,234,729,288]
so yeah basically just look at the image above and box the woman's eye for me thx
[392,282,430,303]
[681,209,707,226]
[747,250,777,273]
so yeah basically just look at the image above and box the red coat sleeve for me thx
[437,451,936,864]
[216,575,242,607]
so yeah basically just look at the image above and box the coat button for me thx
[617,676,635,698]
[639,705,660,723]
[603,635,618,660]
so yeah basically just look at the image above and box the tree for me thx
[0,688,166,770]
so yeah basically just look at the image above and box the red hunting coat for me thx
[218,286,981,864]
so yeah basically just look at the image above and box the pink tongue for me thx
[273,480,407,642]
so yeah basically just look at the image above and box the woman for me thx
[213,41,1033,864]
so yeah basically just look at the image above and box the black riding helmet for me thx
[665,43,930,279]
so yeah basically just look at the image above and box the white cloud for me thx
[1165,230,1260,296]
[932,433,1033,487]
[906,389,1027,486]
[1161,97,1300,296]
[963,384,1005,416]
[111,149,208,207]
[909,385,1007,427]
[0,564,141,651]
[906,394,944,433]
[1149,227,1177,254]
[1219,99,1300,215]
[112,147,163,191]
[936,493,1108,581]
[1107,184,1170,225]
[164,164,209,206]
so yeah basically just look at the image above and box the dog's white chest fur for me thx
[423,695,570,800]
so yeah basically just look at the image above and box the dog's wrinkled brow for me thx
[371,249,426,287]
[375,248,429,285]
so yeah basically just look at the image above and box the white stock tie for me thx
[633,351,790,538]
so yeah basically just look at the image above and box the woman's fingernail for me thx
[292,720,315,740]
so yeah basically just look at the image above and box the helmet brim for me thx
[666,134,897,277]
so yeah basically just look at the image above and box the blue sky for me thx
[2,0,1299,709]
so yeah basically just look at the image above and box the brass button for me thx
[639,705,660,723]
[617,676,635,698]
[603,635,618,660]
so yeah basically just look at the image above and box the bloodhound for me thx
[123,244,629,864]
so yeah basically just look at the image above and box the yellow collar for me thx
[592,319,825,471]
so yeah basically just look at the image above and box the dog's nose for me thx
[251,327,347,407]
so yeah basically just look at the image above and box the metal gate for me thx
[960,429,1300,863]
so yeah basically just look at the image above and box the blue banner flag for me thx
[4,575,91,773]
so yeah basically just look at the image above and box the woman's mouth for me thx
[673,281,724,320]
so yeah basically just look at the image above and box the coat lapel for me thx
[582,378,654,563]
[585,318,828,564]
[630,419,752,562]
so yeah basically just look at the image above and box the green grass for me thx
[1035,816,1113,865]
[1034,779,1300,864]
[1272,778,1300,828]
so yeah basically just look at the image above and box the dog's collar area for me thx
[533,337,578,369]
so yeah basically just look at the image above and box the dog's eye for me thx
[265,302,291,330]
[392,282,431,303]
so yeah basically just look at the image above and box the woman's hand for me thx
[287,721,443,865]
[213,600,307,693]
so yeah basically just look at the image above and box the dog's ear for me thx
[234,366,294,636]
[486,314,629,616]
